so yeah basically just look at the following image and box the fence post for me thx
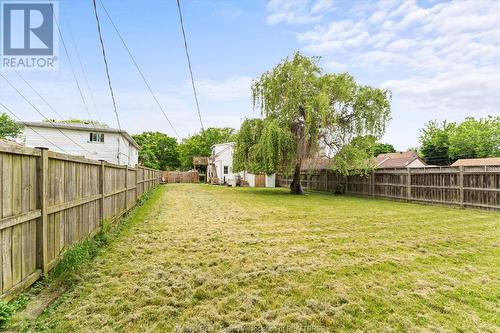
[406,168,411,201]
[459,166,464,207]
[136,167,141,200]
[100,160,106,225]
[125,165,129,211]
[36,147,49,274]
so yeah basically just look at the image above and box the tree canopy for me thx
[43,118,109,127]
[0,113,23,139]
[178,127,236,170]
[419,116,499,165]
[132,132,180,170]
[374,142,396,156]
[234,52,392,194]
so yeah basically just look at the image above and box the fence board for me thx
[279,167,500,210]
[0,143,161,300]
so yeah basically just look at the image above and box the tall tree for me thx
[419,116,499,165]
[178,127,236,170]
[235,52,391,194]
[132,132,180,170]
[448,116,499,160]
[0,113,23,139]
[373,142,396,156]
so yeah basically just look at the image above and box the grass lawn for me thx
[29,184,499,332]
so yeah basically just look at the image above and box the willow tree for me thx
[235,52,391,194]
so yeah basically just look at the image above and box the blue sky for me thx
[1,0,499,150]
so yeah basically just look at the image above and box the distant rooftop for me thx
[451,157,500,167]
[375,151,425,168]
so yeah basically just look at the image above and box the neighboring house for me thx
[451,157,500,167]
[301,156,331,171]
[21,122,139,166]
[207,142,275,187]
[375,151,426,169]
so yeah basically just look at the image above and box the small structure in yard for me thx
[451,157,500,167]
[375,151,426,168]
[20,121,139,166]
[193,156,208,182]
[207,142,275,187]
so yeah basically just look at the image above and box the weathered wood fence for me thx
[163,171,199,183]
[0,143,161,300]
[279,166,500,210]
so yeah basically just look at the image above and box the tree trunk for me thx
[290,161,304,195]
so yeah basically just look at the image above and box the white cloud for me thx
[285,0,500,148]
[266,0,334,25]
[195,76,253,102]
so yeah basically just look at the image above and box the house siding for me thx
[22,126,138,166]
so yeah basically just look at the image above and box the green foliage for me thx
[238,52,391,192]
[333,136,377,175]
[419,116,499,165]
[0,295,28,328]
[233,119,294,174]
[178,127,236,170]
[373,142,396,156]
[448,116,500,160]
[43,118,109,127]
[132,132,180,170]
[0,113,23,139]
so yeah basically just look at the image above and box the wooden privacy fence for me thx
[0,143,161,300]
[163,171,199,183]
[279,166,500,210]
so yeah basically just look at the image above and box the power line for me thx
[0,73,95,155]
[98,0,180,140]
[48,0,95,123]
[99,0,180,139]
[91,0,122,131]
[0,102,68,153]
[10,72,123,156]
[13,70,65,120]
[176,0,205,131]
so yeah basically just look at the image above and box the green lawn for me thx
[30,184,499,332]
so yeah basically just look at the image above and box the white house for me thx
[21,121,139,166]
[207,142,275,187]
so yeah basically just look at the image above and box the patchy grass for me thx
[27,184,499,332]
[7,188,163,332]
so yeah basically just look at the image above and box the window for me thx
[223,166,229,174]
[89,133,105,143]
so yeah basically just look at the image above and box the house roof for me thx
[375,151,425,168]
[22,121,140,149]
[0,138,22,146]
[451,157,500,167]
[301,156,331,170]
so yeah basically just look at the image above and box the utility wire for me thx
[48,0,95,124]
[0,102,68,153]
[10,72,123,156]
[98,0,180,140]
[91,0,122,131]
[176,0,204,131]
[13,70,65,120]
[0,73,95,155]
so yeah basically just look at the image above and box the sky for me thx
[0,0,499,150]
